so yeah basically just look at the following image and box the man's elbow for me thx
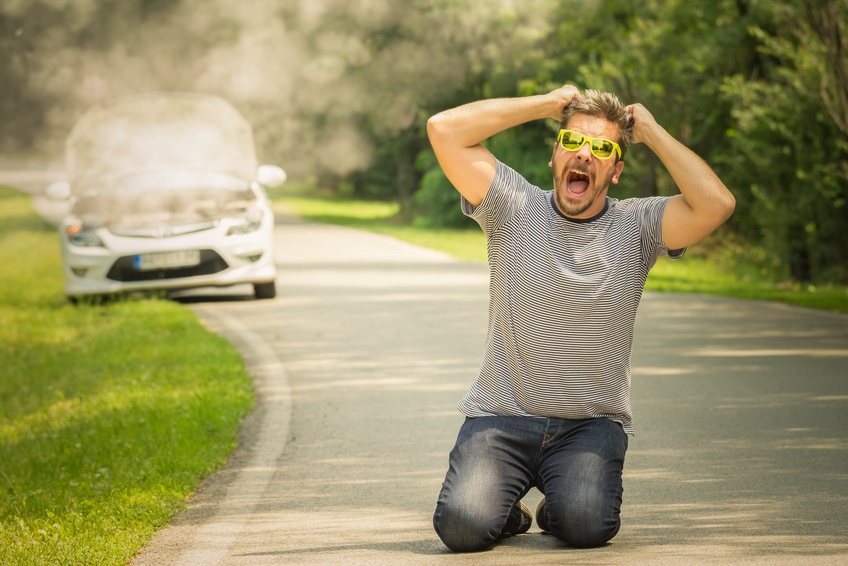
[718,189,736,223]
[427,113,448,145]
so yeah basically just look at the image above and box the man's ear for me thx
[611,160,625,184]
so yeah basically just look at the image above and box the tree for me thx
[532,0,847,283]
[720,0,848,283]
[805,0,848,139]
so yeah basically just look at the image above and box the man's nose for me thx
[575,140,594,160]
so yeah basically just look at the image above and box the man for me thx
[427,85,735,552]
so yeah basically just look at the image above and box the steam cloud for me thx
[2,0,555,179]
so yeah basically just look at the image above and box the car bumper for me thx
[60,225,277,297]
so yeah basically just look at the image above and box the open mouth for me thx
[566,169,591,197]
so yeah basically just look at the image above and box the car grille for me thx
[106,249,228,282]
[110,221,217,238]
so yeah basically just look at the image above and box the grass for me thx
[273,191,848,313]
[0,186,255,565]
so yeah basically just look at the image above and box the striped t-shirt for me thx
[459,160,685,434]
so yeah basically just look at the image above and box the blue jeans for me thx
[433,415,627,552]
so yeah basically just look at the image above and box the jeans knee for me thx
[433,504,499,552]
[564,522,619,548]
[547,501,620,548]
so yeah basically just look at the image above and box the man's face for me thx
[550,114,625,219]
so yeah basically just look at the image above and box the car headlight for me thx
[65,223,105,247]
[226,208,264,236]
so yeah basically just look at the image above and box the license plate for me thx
[134,250,201,271]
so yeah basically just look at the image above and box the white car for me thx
[50,93,285,302]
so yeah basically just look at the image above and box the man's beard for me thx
[553,163,615,218]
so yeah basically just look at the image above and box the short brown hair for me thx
[559,90,632,159]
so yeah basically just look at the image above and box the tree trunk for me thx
[805,0,848,137]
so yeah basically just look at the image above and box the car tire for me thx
[253,281,276,299]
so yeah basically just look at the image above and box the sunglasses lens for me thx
[560,131,585,150]
[591,140,615,159]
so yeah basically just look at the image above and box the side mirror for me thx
[256,165,287,187]
[46,181,71,200]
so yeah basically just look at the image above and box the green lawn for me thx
[274,195,848,313]
[0,186,254,565]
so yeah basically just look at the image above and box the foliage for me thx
[412,149,474,228]
[718,1,848,283]
[435,0,848,285]
[0,186,254,565]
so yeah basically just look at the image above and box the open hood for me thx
[66,93,258,195]
[70,169,258,233]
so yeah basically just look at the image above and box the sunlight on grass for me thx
[276,196,399,221]
[275,194,847,313]
[0,186,254,565]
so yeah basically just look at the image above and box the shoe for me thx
[535,498,550,532]
[499,501,532,538]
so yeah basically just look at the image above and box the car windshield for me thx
[66,93,258,191]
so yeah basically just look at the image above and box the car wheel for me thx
[253,281,276,299]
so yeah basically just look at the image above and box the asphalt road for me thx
[124,214,848,565]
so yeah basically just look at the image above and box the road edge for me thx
[135,305,293,565]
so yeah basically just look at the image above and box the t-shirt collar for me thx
[550,194,610,223]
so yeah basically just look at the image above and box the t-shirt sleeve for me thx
[632,196,687,269]
[461,159,535,237]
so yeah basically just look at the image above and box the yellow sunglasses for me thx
[557,129,622,160]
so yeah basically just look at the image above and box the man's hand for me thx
[624,103,660,145]
[547,85,581,121]
[428,85,581,207]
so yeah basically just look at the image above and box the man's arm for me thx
[626,104,736,250]
[427,86,580,207]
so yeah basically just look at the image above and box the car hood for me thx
[71,170,260,235]
[66,93,258,195]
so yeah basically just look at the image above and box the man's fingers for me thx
[558,84,580,101]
